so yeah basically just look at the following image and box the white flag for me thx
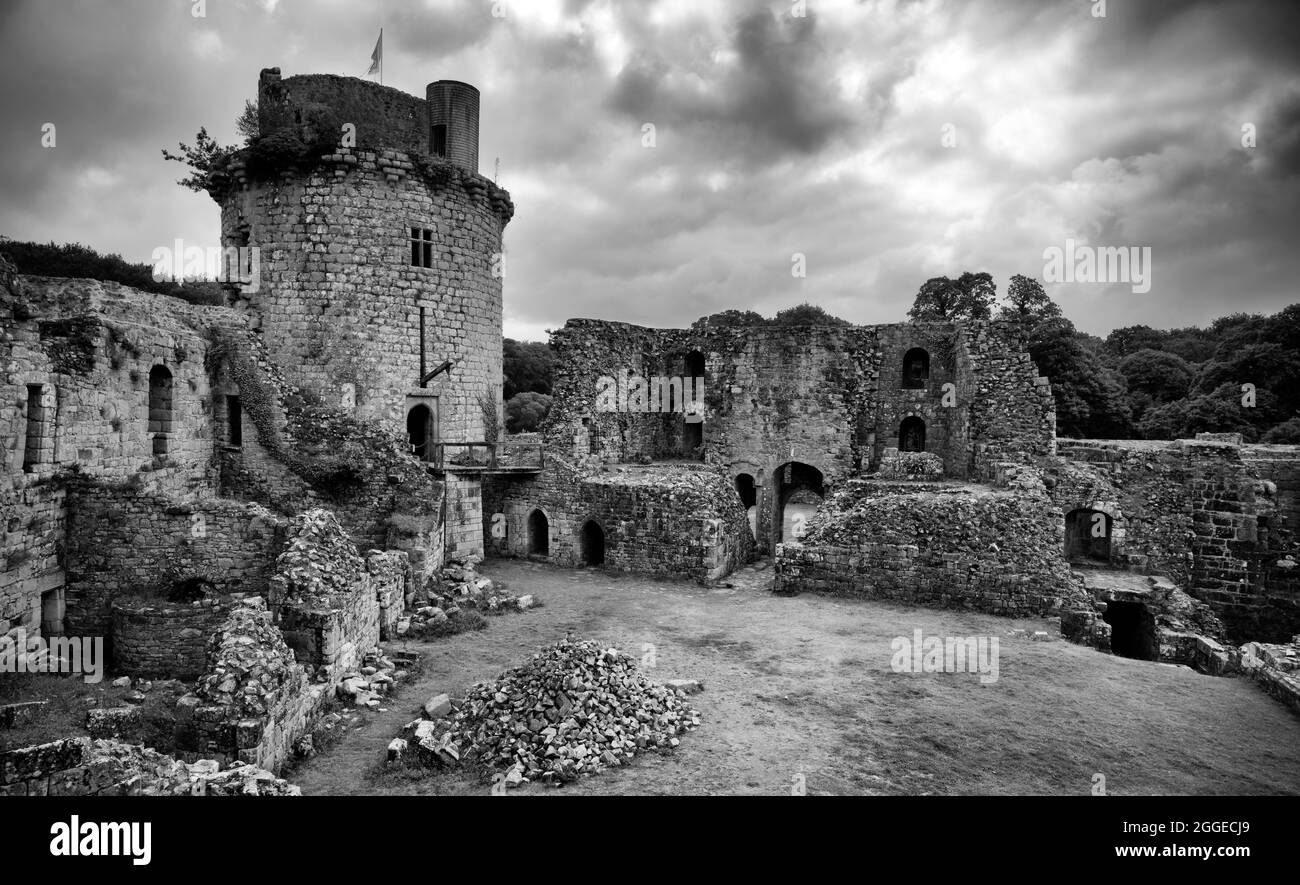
[367,29,382,76]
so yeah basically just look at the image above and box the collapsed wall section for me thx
[775,468,1086,616]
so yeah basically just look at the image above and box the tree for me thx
[161,127,236,192]
[907,272,995,322]
[503,339,556,400]
[1138,384,1264,441]
[1105,325,1166,357]
[1026,317,1133,438]
[692,309,765,329]
[236,100,259,143]
[505,392,552,434]
[998,274,1061,323]
[771,303,850,326]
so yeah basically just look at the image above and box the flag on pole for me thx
[367,29,383,80]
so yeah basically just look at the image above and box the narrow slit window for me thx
[431,124,447,158]
[226,395,242,447]
[23,384,46,471]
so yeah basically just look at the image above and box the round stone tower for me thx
[426,80,479,173]
[215,68,514,446]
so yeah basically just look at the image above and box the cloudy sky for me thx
[2,0,1298,341]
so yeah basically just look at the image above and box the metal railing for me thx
[430,440,544,473]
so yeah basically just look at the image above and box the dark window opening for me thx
[1102,601,1157,660]
[581,520,606,566]
[40,588,63,637]
[148,366,173,456]
[226,395,242,447]
[410,227,434,268]
[23,384,45,471]
[431,124,447,158]
[407,404,433,462]
[899,416,926,452]
[735,473,757,509]
[528,509,549,557]
[902,347,930,389]
[1066,509,1112,562]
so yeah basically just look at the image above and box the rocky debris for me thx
[335,647,416,709]
[86,706,142,739]
[195,598,296,717]
[393,638,700,786]
[67,740,300,796]
[0,701,47,729]
[664,679,703,694]
[394,554,539,639]
[269,509,365,605]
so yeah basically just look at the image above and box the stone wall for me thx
[774,467,1087,616]
[63,483,286,638]
[110,594,234,679]
[538,317,1054,558]
[485,457,753,581]
[1,271,231,492]
[0,483,65,638]
[1052,437,1300,641]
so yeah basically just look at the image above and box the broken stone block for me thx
[387,738,407,764]
[423,693,452,719]
[516,594,535,611]
[111,676,132,689]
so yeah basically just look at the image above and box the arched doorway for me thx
[581,520,605,566]
[899,416,926,452]
[528,509,549,556]
[775,462,824,545]
[148,365,173,455]
[1065,508,1112,563]
[735,473,757,540]
[407,404,432,461]
[902,348,930,389]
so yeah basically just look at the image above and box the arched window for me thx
[407,405,433,462]
[682,350,706,458]
[1065,509,1112,562]
[581,520,606,566]
[902,348,930,389]
[899,416,926,452]
[148,366,173,455]
[528,509,549,556]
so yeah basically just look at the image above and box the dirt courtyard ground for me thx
[290,559,1300,796]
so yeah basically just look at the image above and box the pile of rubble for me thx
[395,554,536,638]
[194,600,297,717]
[336,647,419,710]
[388,638,700,787]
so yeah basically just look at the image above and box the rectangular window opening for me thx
[226,395,243,447]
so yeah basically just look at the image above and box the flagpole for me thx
[379,27,383,85]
